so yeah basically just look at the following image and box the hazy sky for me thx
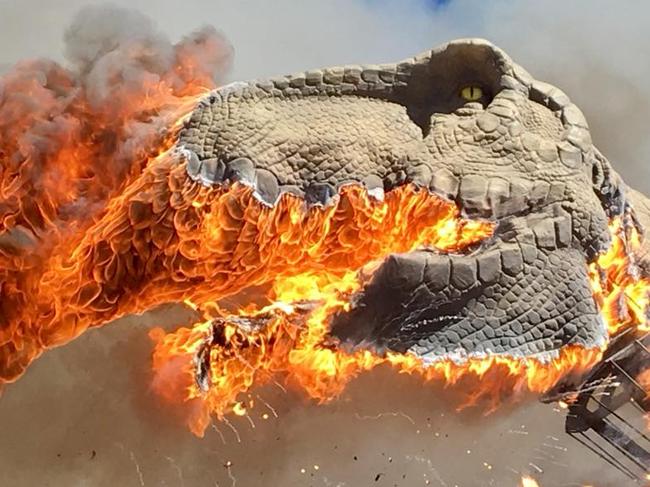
[1,0,648,192]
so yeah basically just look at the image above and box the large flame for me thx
[589,219,649,334]
[2,55,648,435]
[0,21,230,381]
[150,199,647,436]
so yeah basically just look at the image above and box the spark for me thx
[353,411,416,426]
[222,417,241,443]
[542,442,568,452]
[533,448,556,460]
[322,478,347,487]
[232,402,246,416]
[211,422,227,445]
[165,456,185,487]
[130,451,145,487]
[244,413,256,429]
[520,476,540,487]
[255,394,279,418]
[115,443,145,487]
[508,429,530,436]
[224,461,236,487]
[405,454,448,487]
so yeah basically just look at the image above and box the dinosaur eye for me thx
[460,85,483,102]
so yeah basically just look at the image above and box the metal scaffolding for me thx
[545,328,650,482]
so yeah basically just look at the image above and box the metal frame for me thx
[545,328,650,482]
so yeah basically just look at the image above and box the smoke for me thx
[0,4,232,358]
[1,0,647,193]
[63,6,231,106]
[0,3,232,241]
[0,1,646,486]
[473,0,650,195]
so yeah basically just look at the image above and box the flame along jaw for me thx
[172,146,632,362]
[153,119,648,429]
[179,145,389,208]
[330,204,644,368]
[174,218,645,430]
[174,142,638,368]
[145,161,648,433]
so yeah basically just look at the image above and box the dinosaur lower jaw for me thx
[148,156,648,436]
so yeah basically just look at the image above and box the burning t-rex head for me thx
[1,38,648,435]
[176,38,643,359]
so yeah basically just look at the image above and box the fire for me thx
[149,209,648,436]
[0,8,647,439]
[520,476,540,487]
[2,48,647,437]
[0,17,231,381]
[588,219,650,334]
[0,148,491,383]
[141,182,493,435]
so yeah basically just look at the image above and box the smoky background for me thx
[0,1,647,486]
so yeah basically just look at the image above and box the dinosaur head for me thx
[176,38,635,363]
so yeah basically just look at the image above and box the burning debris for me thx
[520,475,540,487]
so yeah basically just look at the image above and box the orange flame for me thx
[588,220,650,335]
[148,212,648,436]
[0,28,229,381]
[0,26,647,440]
[520,476,540,487]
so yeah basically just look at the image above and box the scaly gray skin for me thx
[177,39,648,363]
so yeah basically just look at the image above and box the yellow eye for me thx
[460,85,483,102]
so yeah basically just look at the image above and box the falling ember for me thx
[520,475,540,487]
[638,368,650,430]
